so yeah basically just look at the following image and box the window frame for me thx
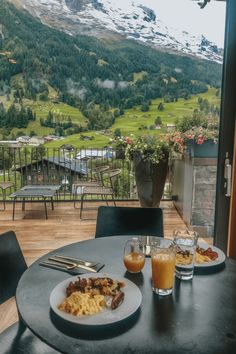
[214,0,236,252]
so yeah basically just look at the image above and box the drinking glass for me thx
[173,229,199,280]
[123,237,145,273]
[150,238,176,296]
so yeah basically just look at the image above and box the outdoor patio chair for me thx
[80,169,121,219]
[0,182,14,211]
[0,230,58,353]
[72,165,110,208]
[95,206,164,238]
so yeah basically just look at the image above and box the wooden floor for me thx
[0,200,210,333]
[0,200,187,265]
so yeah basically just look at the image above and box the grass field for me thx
[0,96,87,136]
[0,101,86,137]
[111,87,220,137]
[0,74,87,137]
[0,81,220,149]
[44,87,220,149]
[44,131,111,149]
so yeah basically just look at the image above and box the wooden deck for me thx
[0,200,186,265]
[0,200,210,333]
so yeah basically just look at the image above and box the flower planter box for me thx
[187,140,218,158]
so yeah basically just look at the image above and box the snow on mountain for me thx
[9,0,223,63]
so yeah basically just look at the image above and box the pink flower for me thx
[186,134,194,139]
[197,137,204,145]
[126,138,133,145]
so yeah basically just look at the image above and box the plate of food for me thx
[50,273,142,325]
[194,243,225,268]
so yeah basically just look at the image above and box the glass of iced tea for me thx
[150,238,176,296]
[123,237,145,273]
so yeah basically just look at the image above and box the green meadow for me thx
[44,131,111,149]
[111,87,220,137]
[0,81,220,149]
[7,99,87,137]
[45,87,220,149]
[0,74,87,136]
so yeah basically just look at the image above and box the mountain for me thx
[9,0,223,63]
[0,0,222,136]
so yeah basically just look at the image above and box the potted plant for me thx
[182,126,218,157]
[125,135,170,207]
[172,112,219,158]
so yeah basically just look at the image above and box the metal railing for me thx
[0,146,173,202]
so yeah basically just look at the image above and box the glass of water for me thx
[173,229,199,280]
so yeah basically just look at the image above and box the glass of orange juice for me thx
[150,238,176,296]
[123,238,145,273]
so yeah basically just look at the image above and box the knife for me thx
[39,261,82,275]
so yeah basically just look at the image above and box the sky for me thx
[135,0,226,47]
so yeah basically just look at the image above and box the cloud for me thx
[117,81,129,89]
[29,78,47,91]
[96,79,115,89]
[95,79,129,90]
[174,67,182,73]
[66,79,87,100]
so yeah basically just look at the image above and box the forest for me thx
[0,0,223,133]
[0,102,35,129]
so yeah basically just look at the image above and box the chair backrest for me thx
[95,206,164,238]
[0,231,28,304]
[102,169,121,190]
[92,165,110,185]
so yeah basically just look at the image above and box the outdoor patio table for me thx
[16,236,236,354]
[10,188,57,220]
[21,184,61,191]
[21,184,61,202]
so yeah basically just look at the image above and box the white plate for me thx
[194,243,225,268]
[50,273,142,326]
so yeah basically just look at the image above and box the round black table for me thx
[16,236,236,354]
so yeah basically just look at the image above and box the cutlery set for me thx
[40,255,100,274]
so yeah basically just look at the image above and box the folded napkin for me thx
[86,263,105,273]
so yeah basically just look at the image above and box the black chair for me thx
[0,231,58,354]
[95,206,164,238]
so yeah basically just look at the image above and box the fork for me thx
[53,254,99,268]
[40,260,78,272]
[48,257,97,273]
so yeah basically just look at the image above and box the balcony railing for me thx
[0,146,173,202]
